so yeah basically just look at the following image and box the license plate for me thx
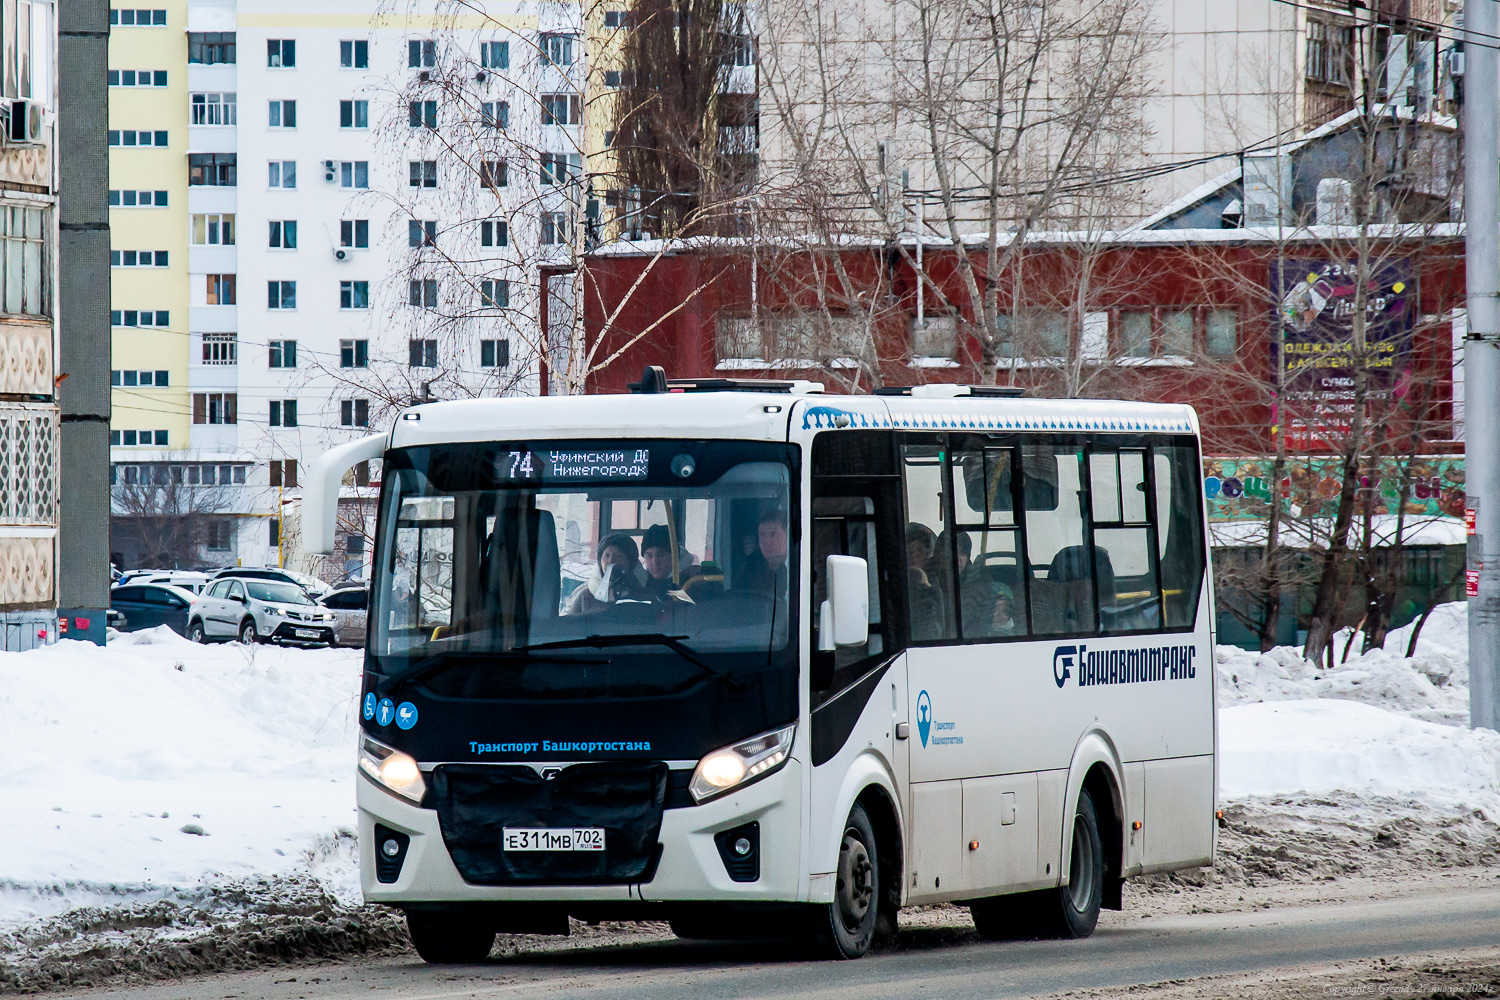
[294,628,320,639]
[503,827,605,852]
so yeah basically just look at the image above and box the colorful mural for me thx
[1203,456,1466,522]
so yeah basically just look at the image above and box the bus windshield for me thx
[371,440,797,697]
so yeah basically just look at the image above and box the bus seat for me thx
[1036,546,1097,633]
[486,507,561,636]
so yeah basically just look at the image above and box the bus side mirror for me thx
[819,555,869,651]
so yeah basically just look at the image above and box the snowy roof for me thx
[1210,514,1465,549]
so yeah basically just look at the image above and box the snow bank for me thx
[0,628,363,927]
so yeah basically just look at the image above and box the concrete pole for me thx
[1465,0,1500,730]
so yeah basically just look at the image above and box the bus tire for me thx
[1046,787,1105,939]
[809,802,880,959]
[405,911,496,964]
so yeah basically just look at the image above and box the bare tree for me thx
[111,465,238,569]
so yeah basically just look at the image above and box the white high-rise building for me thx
[113,1,577,578]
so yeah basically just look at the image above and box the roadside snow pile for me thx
[0,628,364,929]
[1216,602,1470,725]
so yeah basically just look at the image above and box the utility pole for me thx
[1464,0,1500,730]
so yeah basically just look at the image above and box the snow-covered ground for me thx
[2,607,1498,988]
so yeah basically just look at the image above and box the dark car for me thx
[109,583,197,636]
[320,587,368,647]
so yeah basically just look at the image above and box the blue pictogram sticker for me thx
[916,690,932,748]
[362,692,377,721]
[395,701,418,730]
[376,698,395,727]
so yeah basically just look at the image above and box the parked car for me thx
[188,578,339,646]
[109,583,198,636]
[320,587,368,648]
[120,571,210,594]
[209,567,333,599]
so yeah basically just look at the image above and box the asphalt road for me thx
[64,886,1500,1000]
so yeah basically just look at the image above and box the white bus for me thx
[304,375,1217,962]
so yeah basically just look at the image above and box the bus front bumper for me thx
[358,759,804,905]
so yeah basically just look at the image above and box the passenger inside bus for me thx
[565,532,649,614]
[950,530,1022,638]
[906,523,947,640]
[640,523,700,598]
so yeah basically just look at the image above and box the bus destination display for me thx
[502,448,651,482]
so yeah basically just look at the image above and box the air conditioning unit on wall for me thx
[6,100,43,145]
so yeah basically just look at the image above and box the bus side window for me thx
[1155,442,1206,628]
[1089,448,1162,634]
[951,442,1026,639]
[1023,443,1095,635]
[811,496,885,669]
[901,440,958,642]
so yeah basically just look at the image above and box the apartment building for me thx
[109,1,567,578]
[0,3,60,650]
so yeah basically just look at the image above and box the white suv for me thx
[188,578,339,646]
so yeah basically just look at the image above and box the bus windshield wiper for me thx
[515,633,744,687]
[375,649,610,696]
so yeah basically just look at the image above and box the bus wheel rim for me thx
[836,830,874,931]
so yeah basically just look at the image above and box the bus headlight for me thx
[689,724,795,804]
[358,734,427,804]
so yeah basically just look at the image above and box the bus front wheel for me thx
[810,802,881,959]
[405,911,496,964]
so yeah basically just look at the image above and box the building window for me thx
[340,161,369,189]
[268,220,297,249]
[192,392,238,425]
[268,399,298,427]
[108,69,169,87]
[340,219,370,248]
[408,100,437,128]
[269,518,280,547]
[409,160,437,188]
[269,459,299,488]
[110,249,169,267]
[188,152,236,186]
[110,9,168,26]
[108,189,169,207]
[481,40,509,69]
[340,339,369,368]
[341,399,371,427]
[480,219,508,246]
[205,273,236,305]
[268,339,297,368]
[268,160,296,188]
[268,99,297,128]
[540,94,580,125]
[409,39,437,68]
[190,92,236,125]
[480,279,509,308]
[480,339,510,368]
[408,220,437,247]
[604,10,628,28]
[479,159,507,188]
[267,38,296,68]
[1207,309,1238,357]
[1306,20,1353,85]
[541,153,581,186]
[352,463,372,488]
[267,281,297,310]
[188,31,236,64]
[112,309,170,327]
[482,100,509,128]
[108,129,169,147]
[340,39,369,68]
[541,211,570,245]
[339,99,369,129]
[110,370,170,387]
[409,338,438,367]
[408,280,438,309]
[201,333,237,365]
[340,280,370,309]
[191,213,235,245]
[603,70,637,88]
[540,32,576,66]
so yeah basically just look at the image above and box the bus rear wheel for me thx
[405,911,496,964]
[970,787,1104,941]
[809,802,880,959]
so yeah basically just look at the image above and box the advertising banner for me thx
[1273,261,1415,450]
[1203,456,1465,522]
